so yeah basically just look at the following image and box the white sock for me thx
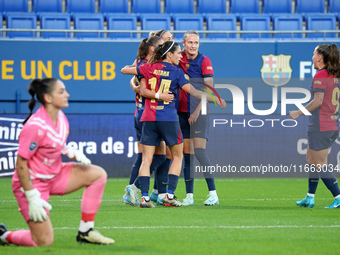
[79,221,94,233]
[307,193,315,197]
[143,196,150,201]
[153,189,158,195]
[186,193,193,199]
[209,190,217,196]
[167,193,174,199]
[158,193,166,199]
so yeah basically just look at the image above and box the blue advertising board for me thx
[1,114,340,178]
[0,40,338,114]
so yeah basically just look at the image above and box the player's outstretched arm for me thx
[289,92,323,120]
[121,66,138,75]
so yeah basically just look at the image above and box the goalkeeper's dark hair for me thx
[136,36,162,60]
[148,41,179,64]
[23,78,58,124]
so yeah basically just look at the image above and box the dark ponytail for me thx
[317,44,340,78]
[23,78,58,124]
[148,41,179,64]
[136,36,162,60]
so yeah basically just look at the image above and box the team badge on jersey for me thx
[29,142,38,151]
[260,54,292,87]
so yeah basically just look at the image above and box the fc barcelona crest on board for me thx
[260,54,292,87]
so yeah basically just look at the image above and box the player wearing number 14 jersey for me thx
[121,41,226,207]
[289,43,340,209]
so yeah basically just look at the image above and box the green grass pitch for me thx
[0,177,339,255]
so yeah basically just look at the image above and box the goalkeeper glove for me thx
[25,188,52,222]
[62,146,91,165]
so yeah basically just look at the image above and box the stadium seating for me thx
[197,0,226,14]
[296,0,325,14]
[141,14,171,38]
[132,0,161,14]
[306,13,337,39]
[2,0,28,12]
[206,14,237,39]
[33,0,62,13]
[230,0,259,14]
[240,14,271,39]
[39,13,71,38]
[6,13,37,38]
[106,13,137,39]
[66,0,95,13]
[263,0,292,14]
[99,0,128,13]
[73,13,104,39]
[329,0,340,13]
[165,0,194,14]
[173,14,204,40]
[272,14,303,39]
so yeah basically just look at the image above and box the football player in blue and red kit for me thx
[178,30,219,206]
[290,43,340,209]
[121,41,226,207]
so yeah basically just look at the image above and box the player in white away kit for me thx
[0,78,114,246]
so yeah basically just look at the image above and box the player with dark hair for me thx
[0,78,114,246]
[122,36,169,206]
[178,30,219,206]
[121,41,226,207]
[290,43,340,209]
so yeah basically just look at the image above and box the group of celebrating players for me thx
[1,30,340,248]
[121,29,226,208]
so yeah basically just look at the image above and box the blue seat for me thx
[263,0,292,14]
[141,14,171,38]
[33,0,62,12]
[99,0,128,13]
[240,14,271,39]
[306,14,337,39]
[197,0,226,14]
[165,0,194,14]
[173,14,204,40]
[6,13,37,38]
[40,13,71,38]
[106,13,137,39]
[273,14,303,39]
[2,0,28,12]
[329,0,340,13]
[296,0,325,14]
[230,0,259,14]
[132,0,160,14]
[66,0,95,13]
[206,14,237,39]
[73,13,104,39]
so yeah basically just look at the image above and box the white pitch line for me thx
[47,225,340,231]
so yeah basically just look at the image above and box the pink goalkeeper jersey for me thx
[15,106,69,180]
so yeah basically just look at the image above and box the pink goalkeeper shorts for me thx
[12,162,74,222]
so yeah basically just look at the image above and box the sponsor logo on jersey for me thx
[260,54,292,87]
[29,142,38,151]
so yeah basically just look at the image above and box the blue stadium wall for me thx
[1,40,340,178]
